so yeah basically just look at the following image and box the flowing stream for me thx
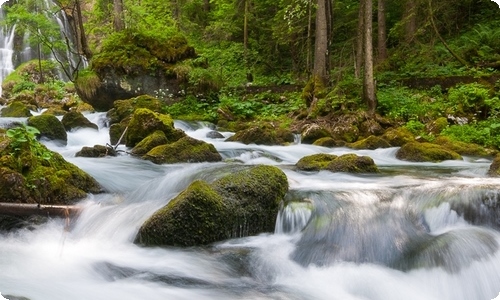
[1,112,500,300]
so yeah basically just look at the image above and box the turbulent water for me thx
[1,112,500,300]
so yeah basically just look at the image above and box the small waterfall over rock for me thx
[0,6,15,95]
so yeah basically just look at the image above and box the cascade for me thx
[0,7,15,95]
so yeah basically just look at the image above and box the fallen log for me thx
[0,203,81,218]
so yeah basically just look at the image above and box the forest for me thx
[1,0,500,150]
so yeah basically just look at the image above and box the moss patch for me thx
[296,153,338,171]
[396,142,463,162]
[143,136,221,164]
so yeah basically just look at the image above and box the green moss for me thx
[348,135,391,150]
[143,136,221,164]
[136,180,228,246]
[126,108,184,147]
[434,136,489,156]
[107,95,163,124]
[74,69,101,101]
[0,101,32,117]
[426,117,449,135]
[131,130,168,156]
[226,124,294,145]
[27,114,67,143]
[396,142,463,162]
[296,153,338,171]
[313,137,343,147]
[61,111,98,131]
[327,154,379,173]
[301,124,332,144]
[381,127,415,147]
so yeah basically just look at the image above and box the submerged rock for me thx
[143,136,222,164]
[136,165,288,247]
[75,145,117,157]
[396,142,462,162]
[61,111,98,131]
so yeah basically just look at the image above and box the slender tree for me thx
[355,0,364,79]
[113,0,125,31]
[403,0,417,44]
[313,0,333,85]
[363,0,377,115]
[377,0,387,63]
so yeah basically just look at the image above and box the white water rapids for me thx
[1,112,500,300]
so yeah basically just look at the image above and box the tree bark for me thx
[363,0,377,116]
[75,0,92,59]
[0,203,81,218]
[377,0,387,63]
[313,0,332,84]
[113,0,125,31]
[403,0,417,44]
[355,0,364,79]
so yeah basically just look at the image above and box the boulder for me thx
[312,137,344,147]
[75,145,117,158]
[206,130,225,139]
[296,153,379,173]
[434,136,489,156]
[0,130,102,204]
[106,95,163,124]
[301,124,331,144]
[126,108,185,147]
[348,135,391,150]
[226,124,294,145]
[1,101,32,117]
[136,165,288,246]
[143,136,222,164]
[61,111,98,131]
[27,114,67,145]
[488,154,500,177]
[381,127,415,147]
[131,130,168,156]
[396,142,462,162]
[426,117,449,135]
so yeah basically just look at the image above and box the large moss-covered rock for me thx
[143,136,222,164]
[61,111,98,131]
[301,124,331,144]
[296,153,338,171]
[312,137,344,147]
[434,136,489,156]
[226,124,294,145]
[381,127,415,147]
[27,114,67,145]
[1,101,32,117]
[488,154,500,177]
[126,108,185,147]
[0,133,102,204]
[396,142,462,162]
[136,165,288,247]
[106,95,163,124]
[75,145,117,157]
[131,130,168,156]
[296,153,378,173]
[348,135,391,150]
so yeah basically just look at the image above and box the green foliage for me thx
[441,120,500,149]
[6,124,52,161]
[445,83,497,117]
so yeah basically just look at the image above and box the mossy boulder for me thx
[136,165,288,247]
[434,136,489,156]
[27,114,67,145]
[131,130,168,156]
[0,133,102,204]
[226,124,294,145]
[143,136,222,164]
[296,153,338,171]
[301,124,332,144]
[61,111,98,131]
[1,101,32,117]
[296,153,378,173]
[109,121,129,146]
[396,142,462,162]
[359,119,384,137]
[106,95,163,124]
[126,108,185,147]
[426,117,449,135]
[327,154,379,173]
[313,137,344,147]
[348,135,391,150]
[488,154,500,177]
[331,124,360,143]
[75,145,117,157]
[381,127,415,147]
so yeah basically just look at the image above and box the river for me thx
[1,112,500,300]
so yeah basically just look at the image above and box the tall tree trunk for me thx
[403,0,417,44]
[363,0,377,116]
[313,0,332,84]
[74,0,91,59]
[306,0,313,75]
[243,0,249,65]
[377,0,387,63]
[355,0,364,79]
[113,0,125,31]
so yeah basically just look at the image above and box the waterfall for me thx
[0,7,15,96]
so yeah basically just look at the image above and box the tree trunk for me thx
[0,203,81,218]
[403,0,417,44]
[355,0,364,79]
[203,0,210,12]
[75,0,92,59]
[243,0,249,65]
[377,0,387,63]
[313,0,332,84]
[363,0,377,116]
[113,0,125,31]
